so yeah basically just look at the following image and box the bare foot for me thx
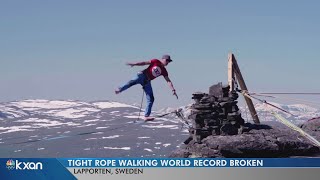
[115,88,121,94]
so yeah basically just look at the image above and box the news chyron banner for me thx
[0,158,320,180]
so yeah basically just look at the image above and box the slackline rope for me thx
[250,92,320,121]
[241,91,320,147]
[250,93,320,107]
[258,92,320,95]
[242,91,294,116]
[271,112,320,147]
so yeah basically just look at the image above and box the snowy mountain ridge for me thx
[0,99,139,120]
[1,99,319,124]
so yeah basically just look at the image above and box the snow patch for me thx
[123,115,142,119]
[96,127,109,129]
[138,137,150,139]
[94,102,138,109]
[103,147,131,150]
[102,135,121,139]
[11,100,82,109]
[76,124,96,127]
[84,119,100,123]
[86,138,97,140]
[47,109,88,118]
[142,125,178,129]
[144,148,153,152]
[163,143,171,147]
[15,118,80,128]
[0,105,29,119]
[0,125,34,134]
[16,118,52,123]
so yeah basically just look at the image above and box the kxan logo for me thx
[6,159,43,170]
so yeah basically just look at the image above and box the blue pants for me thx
[119,72,154,117]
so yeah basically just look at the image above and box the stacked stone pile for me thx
[187,82,244,143]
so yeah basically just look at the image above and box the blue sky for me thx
[1,0,320,109]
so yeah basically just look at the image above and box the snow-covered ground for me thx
[0,99,188,157]
[0,99,318,157]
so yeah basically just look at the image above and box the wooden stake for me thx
[231,54,260,124]
[228,53,235,91]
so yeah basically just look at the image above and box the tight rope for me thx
[258,92,320,95]
[242,92,294,116]
[250,92,320,121]
[271,112,320,147]
[250,92,320,107]
[242,91,320,147]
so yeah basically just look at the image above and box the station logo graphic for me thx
[6,159,15,170]
[6,159,43,170]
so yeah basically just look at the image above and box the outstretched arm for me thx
[164,76,178,99]
[126,60,151,67]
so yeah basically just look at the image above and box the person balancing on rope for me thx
[115,55,178,121]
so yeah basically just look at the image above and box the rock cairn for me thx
[187,82,244,143]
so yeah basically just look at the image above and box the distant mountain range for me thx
[248,102,320,123]
[1,99,319,124]
[0,99,139,120]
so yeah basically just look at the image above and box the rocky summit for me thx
[170,83,320,158]
[170,120,320,158]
